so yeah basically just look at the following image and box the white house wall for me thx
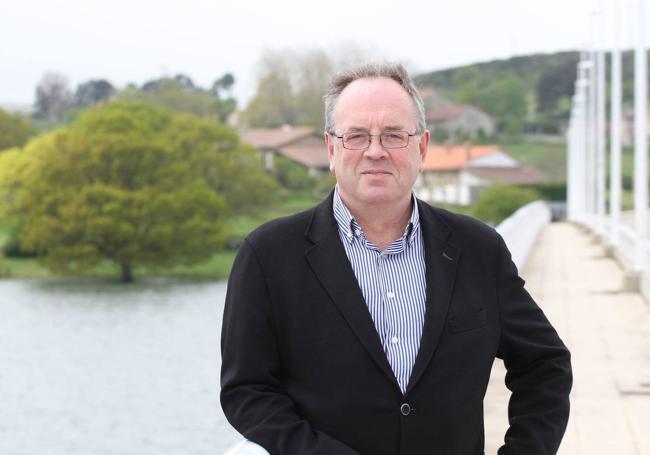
[466,150,518,168]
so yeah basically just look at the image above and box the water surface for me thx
[0,278,242,455]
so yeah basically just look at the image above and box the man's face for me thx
[325,77,429,208]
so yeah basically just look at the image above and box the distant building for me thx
[415,144,545,206]
[419,88,496,140]
[241,126,329,175]
[426,105,496,140]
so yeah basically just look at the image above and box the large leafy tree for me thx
[0,108,35,151]
[0,101,277,282]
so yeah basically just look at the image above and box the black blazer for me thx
[221,192,572,455]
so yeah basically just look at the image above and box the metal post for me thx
[610,1,623,248]
[597,48,607,236]
[587,52,598,229]
[568,101,578,221]
[576,58,592,223]
[634,0,648,270]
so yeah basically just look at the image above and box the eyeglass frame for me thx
[329,130,421,150]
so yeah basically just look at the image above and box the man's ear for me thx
[324,131,336,172]
[418,129,430,171]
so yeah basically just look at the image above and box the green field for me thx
[499,140,567,182]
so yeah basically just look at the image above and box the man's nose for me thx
[363,136,389,159]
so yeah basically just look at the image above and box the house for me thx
[419,88,496,139]
[241,126,329,176]
[415,144,545,206]
[426,105,496,140]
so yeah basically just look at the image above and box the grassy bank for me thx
[0,192,322,281]
[499,140,567,181]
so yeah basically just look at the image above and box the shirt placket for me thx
[381,250,407,391]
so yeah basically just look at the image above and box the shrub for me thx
[471,185,540,225]
[274,155,317,191]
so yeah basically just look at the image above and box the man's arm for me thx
[220,239,360,455]
[495,234,572,455]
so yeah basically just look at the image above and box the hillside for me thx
[415,51,580,135]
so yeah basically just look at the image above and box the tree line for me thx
[31,71,237,125]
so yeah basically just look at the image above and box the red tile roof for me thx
[423,145,499,171]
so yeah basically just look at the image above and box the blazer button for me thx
[400,403,411,416]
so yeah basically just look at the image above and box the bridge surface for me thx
[484,222,650,454]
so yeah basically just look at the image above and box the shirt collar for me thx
[333,186,420,246]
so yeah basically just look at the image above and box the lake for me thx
[0,278,242,455]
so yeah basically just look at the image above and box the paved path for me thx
[484,222,650,454]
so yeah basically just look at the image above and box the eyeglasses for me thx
[331,131,419,150]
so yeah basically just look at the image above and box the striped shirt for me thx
[333,188,427,394]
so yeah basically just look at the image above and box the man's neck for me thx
[339,192,413,251]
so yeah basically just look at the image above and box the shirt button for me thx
[387,292,395,299]
[391,336,399,344]
[400,403,411,416]
[354,229,362,236]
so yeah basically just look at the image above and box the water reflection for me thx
[0,278,241,455]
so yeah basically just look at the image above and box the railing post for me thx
[596,47,607,237]
[609,1,622,249]
[633,0,648,271]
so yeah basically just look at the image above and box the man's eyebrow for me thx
[383,125,407,131]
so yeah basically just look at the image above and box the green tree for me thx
[116,76,237,122]
[460,74,528,136]
[0,101,277,282]
[34,72,72,121]
[244,46,370,129]
[0,109,36,150]
[245,72,297,127]
[73,79,115,107]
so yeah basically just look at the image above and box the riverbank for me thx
[0,193,321,281]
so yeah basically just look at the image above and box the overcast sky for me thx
[1,0,646,107]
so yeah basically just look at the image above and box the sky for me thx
[1,0,646,108]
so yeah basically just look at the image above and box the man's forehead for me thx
[338,77,411,103]
[334,77,416,129]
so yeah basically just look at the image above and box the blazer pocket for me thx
[448,308,487,334]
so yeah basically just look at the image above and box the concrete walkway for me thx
[484,222,650,454]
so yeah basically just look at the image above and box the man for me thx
[221,63,572,455]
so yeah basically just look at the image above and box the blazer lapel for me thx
[406,200,460,394]
[304,193,400,391]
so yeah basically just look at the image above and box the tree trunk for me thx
[120,262,134,283]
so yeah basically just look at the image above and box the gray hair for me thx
[323,62,426,134]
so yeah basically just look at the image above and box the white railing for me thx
[224,440,268,455]
[617,223,637,268]
[496,200,552,271]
